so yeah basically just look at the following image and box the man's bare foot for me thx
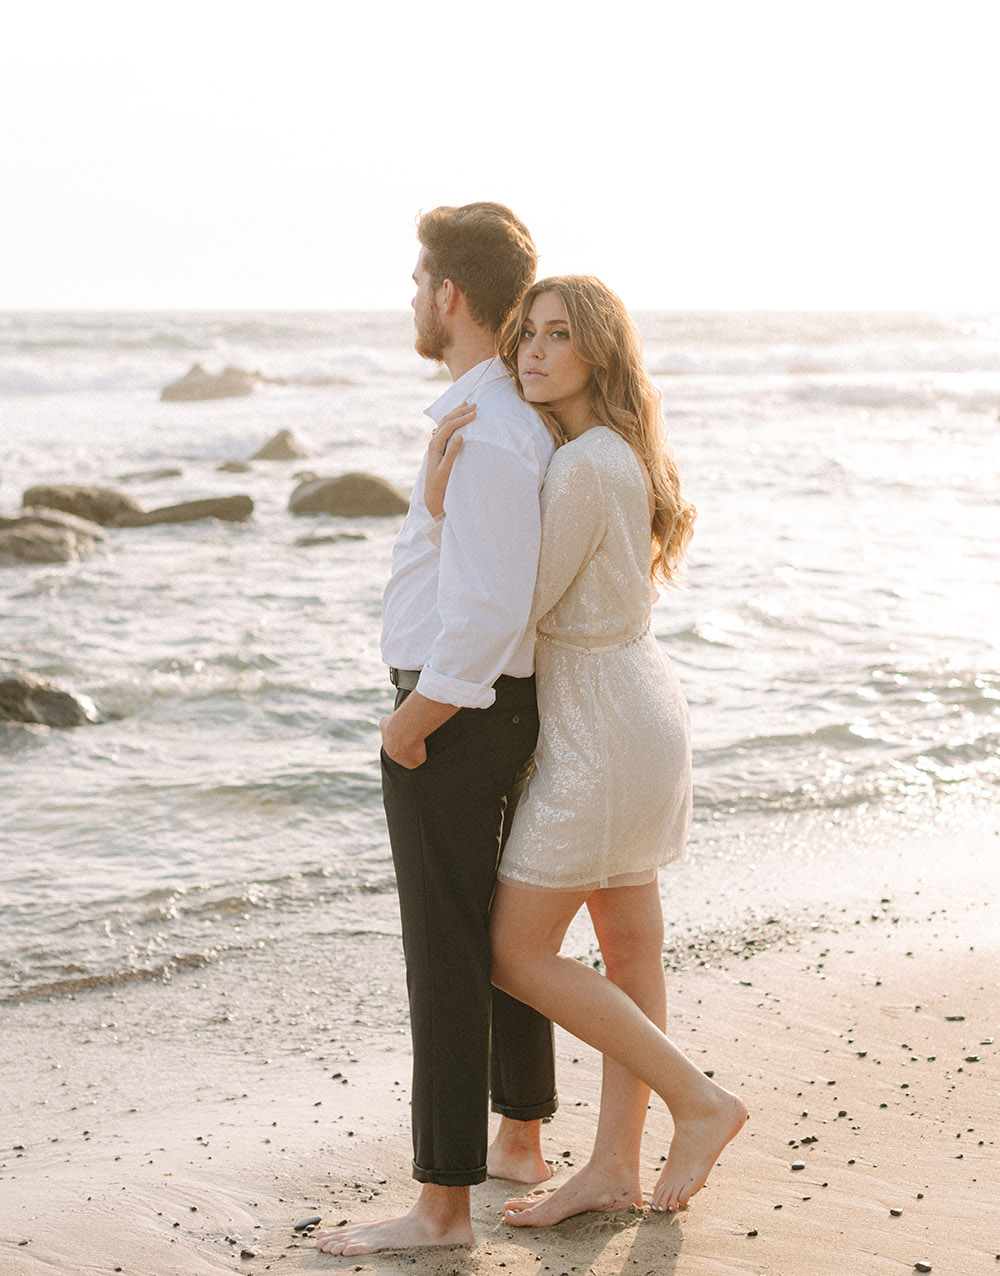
[649,1090,748,1214]
[503,1162,642,1227]
[314,1186,474,1256]
[487,1117,552,1184]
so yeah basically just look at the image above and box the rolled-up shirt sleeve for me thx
[415,438,542,709]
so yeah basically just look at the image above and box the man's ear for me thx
[438,278,457,314]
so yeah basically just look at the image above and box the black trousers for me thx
[382,674,557,1186]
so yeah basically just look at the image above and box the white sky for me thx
[2,0,998,311]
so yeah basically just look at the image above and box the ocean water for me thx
[1,310,998,1000]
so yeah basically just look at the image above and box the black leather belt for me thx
[389,667,421,691]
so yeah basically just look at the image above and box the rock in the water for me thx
[288,472,408,518]
[252,429,312,461]
[0,525,95,565]
[114,495,254,527]
[295,531,369,547]
[0,673,98,727]
[117,467,183,483]
[2,507,108,540]
[217,460,252,473]
[22,485,143,527]
[161,363,255,401]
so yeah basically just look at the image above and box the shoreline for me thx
[3,829,999,1275]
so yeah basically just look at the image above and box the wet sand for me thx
[2,830,998,1276]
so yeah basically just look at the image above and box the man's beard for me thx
[414,301,449,363]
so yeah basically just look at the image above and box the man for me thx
[317,203,557,1256]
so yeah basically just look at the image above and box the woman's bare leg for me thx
[504,882,666,1225]
[491,881,746,1216]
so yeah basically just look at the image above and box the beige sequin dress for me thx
[499,426,692,892]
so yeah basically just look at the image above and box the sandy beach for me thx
[3,825,998,1276]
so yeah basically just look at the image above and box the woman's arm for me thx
[529,452,607,624]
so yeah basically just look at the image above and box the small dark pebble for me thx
[18,1241,29,1247]
[747,1228,758,1237]
[294,1215,323,1232]
[791,1161,806,1171]
[965,1055,980,1063]
[945,1015,965,1021]
[240,1250,256,1261]
[890,1207,903,1216]
[915,1264,932,1273]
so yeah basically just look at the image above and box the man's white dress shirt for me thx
[381,357,555,709]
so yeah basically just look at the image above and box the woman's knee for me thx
[597,916,664,982]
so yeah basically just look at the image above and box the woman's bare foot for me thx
[487,1117,553,1184]
[649,1090,748,1213]
[314,1185,474,1256]
[503,1162,643,1227]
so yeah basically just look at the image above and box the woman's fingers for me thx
[432,431,464,492]
[433,402,477,448]
[424,402,476,516]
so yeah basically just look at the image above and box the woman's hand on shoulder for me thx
[424,402,476,517]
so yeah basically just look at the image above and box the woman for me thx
[425,276,746,1223]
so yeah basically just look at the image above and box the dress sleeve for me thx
[530,451,607,624]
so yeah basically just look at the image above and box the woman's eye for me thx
[519,328,535,342]
[551,328,570,340]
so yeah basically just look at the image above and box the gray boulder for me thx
[22,484,143,526]
[117,467,183,482]
[217,460,252,473]
[0,673,98,727]
[289,472,408,518]
[295,530,369,547]
[161,363,255,401]
[0,525,85,564]
[0,507,107,538]
[252,429,312,460]
[113,495,254,527]
[0,507,107,540]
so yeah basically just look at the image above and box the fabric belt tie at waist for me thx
[389,667,421,691]
[537,624,650,655]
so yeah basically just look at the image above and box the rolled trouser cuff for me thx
[412,1159,487,1187]
[491,1093,559,1121]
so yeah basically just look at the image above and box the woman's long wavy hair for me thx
[499,275,695,584]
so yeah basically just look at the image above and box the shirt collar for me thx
[424,356,509,424]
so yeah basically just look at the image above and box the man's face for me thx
[411,249,449,363]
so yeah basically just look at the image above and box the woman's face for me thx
[516,292,593,426]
